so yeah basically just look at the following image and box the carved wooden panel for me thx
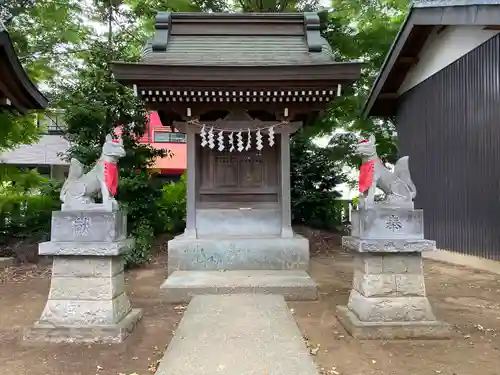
[199,141,278,196]
[214,153,238,187]
[239,152,264,188]
[209,149,269,190]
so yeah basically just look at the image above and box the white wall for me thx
[0,134,69,165]
[398,26,500,95]
[0,109,69,166]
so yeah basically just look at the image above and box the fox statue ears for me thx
[105,134,123,144]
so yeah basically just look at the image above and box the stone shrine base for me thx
[160,270,317,302]
[167,234,310,275]
[24,309,143,344]
[336,306,451,340]
[155,294,319,375]
[164,233,316,302]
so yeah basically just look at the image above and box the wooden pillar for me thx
[280,131,293,237]
[184,125,197,238]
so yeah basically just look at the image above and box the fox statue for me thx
[60,134,126,210]
[356,134,416,208]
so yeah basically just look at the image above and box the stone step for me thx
[155,294,319,375]
[160,270,317,303]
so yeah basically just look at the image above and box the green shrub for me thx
[157,174,186,234]
[290,134,346,231]
[351,195,362,211]
[116,169,164,268]
[124,218,155,267]
[0,176,61,247]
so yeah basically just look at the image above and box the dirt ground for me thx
[1,231,500,375]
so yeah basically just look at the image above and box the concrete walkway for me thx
[155,294,319,375]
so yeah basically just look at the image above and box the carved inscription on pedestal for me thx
[72,216,91,237]
[385,214,403,232]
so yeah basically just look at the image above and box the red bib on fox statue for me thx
[103,139,120,196]
[358,139,375,193]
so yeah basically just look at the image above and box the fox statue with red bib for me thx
[336,134,450,340]
[60,134,126,211]
[356,134,416,209]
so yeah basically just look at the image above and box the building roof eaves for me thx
[362,1,500,118]
[167,12,305,20]
[361,4,416,118]
[111,60,363,84]
[414,0,500,9]
[0,30,48,111]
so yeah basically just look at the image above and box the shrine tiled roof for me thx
[141,12,335,66]
[112,12,362,86]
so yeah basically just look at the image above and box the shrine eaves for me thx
[111,11,362,124]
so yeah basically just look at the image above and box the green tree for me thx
[121,0,229,45]
[55,34,167,266]
[0,111,43,182]
[1,0,91,84]
[235,0,319,12]
[126,0,228,16]
[323,0,410,167]
[290,133,346,229]
[0,112,40,151]
[0,0,91,182]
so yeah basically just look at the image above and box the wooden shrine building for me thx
[112,12,361,298]
[0,23,48,113]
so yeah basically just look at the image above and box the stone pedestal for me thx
[161,206,316,302]
[167,233,310,275]
[24,210,142,344]
[336,207,451,339]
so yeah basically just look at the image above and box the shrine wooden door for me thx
[198,140,279,205]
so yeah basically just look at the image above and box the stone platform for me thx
[167,234,310,275]
[24,308,142,344]
[155,294,319,375]
[336,306,451,340]
[160,270,318,302]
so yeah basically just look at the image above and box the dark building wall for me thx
[396,33,500,260]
